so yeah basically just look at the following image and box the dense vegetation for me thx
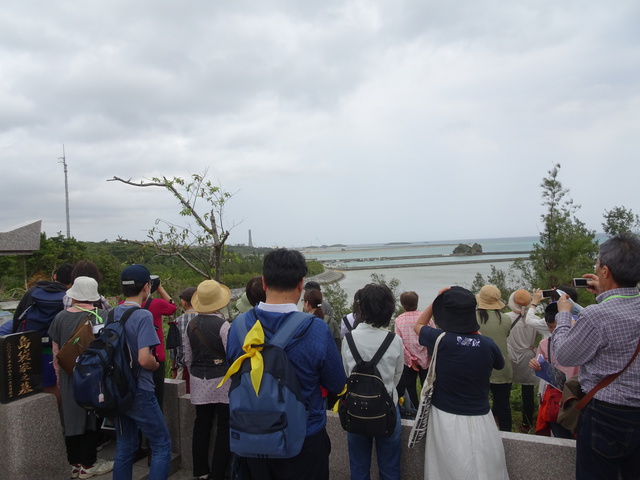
[0,236,324,301]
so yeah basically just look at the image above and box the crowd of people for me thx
[5,232,640,480]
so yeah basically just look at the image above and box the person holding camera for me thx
[143,275,177,411]
[552,233,640,479]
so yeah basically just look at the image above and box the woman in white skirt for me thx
[414,286,510,480]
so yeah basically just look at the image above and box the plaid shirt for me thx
[552,287,640,407]
[175,310,198,367]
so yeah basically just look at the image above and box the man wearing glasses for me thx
[552,233,640,480]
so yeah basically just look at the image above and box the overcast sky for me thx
[2,1,639,248]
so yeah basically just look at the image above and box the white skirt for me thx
[425,406,510,480]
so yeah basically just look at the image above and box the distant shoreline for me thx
[332,256,525,271]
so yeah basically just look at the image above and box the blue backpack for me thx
[16,286,66,346]
[228,310,311,459]
[73,307,140,418]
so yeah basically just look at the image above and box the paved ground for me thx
[88,436,189,480]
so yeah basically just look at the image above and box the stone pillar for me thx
[0,393,69,479]
[163,378,186,453]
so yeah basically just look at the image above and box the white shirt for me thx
[341,322,404,404]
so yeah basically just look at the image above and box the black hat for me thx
[179,287,197,303]
[432,286,480,334]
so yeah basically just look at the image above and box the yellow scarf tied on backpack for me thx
[217,320,265,395]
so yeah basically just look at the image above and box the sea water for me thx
[305,235,539,310]
[336,262,514,311]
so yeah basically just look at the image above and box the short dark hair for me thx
[55,263,74,285]
[599,233,640,287]
[71,260,103,284]
[304,281,321,291]
[550,285,578,302]
[245,276,266,307]
[122,282,146,297]
[400,291,419,312]
[263,248,308,291]
[358,283,395,328]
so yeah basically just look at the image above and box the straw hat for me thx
[191,280,231,313]
[67,276,100,302]
[432,286,480,334]
[476,285,506,310]
[508,289,532,313]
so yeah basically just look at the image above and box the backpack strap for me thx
[509,313,523,333]
[107,306,142,378]
[107,305,141,325]
[267,311,312,349]
[343,315,353,332]
[234,309,312,350]
[345,331,395,369]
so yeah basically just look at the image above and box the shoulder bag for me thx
[408,331,446,448]
[56,314,95,375]
[558,338,640,434]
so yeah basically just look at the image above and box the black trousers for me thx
[402,364,428,409]
[490,382,513,432]
[245,428,331,480]
[65,429,97,467]
[192,403,232,480]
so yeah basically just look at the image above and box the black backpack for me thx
[73,307,141,417]
[339,331,397,437]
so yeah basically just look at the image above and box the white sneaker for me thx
[78,459,114,479]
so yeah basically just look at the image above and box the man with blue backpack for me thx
[110,264,171,479]
[12,263,74,400]
[225,248,347,480]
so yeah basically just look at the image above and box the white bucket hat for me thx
[67,276,100,302]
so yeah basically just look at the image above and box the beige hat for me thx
[508,289,532,312]
[476,285,505,310]
[67,276,100,302]
[191,280,231,313]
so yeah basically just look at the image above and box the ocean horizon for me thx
[308,234,606,311]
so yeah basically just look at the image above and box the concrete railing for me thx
[0,379,576,479]
[163,380,577,480]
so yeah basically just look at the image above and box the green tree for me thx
[323,282,350,321]
[110,171,237,281]
[470,265,509,298]
[526,164,598,287]
[602,206,640,237]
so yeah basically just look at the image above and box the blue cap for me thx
[121,264,151,285]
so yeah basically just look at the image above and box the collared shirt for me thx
[175,310,198,367]
[394,310,433,369]
[552,287,640,407]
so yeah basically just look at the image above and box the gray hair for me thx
[599,233,640,287]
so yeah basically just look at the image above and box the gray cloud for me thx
[1,0,639,247]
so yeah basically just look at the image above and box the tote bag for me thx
[408,332,446,448]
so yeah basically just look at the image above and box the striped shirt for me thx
[552,287,640,407]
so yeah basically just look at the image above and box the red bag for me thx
[535,386,562,435]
